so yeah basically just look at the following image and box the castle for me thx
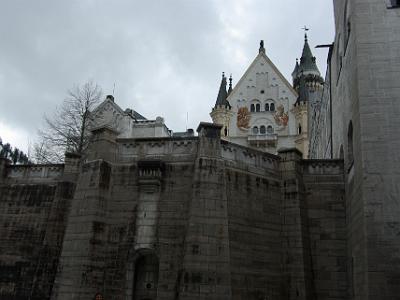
[1,1,399,299]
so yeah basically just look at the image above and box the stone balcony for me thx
[248,133,278,147]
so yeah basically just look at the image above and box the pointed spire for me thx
[299,33,320,76]
[292,58,300,78]
[259,40,265,54]
[228,74,233,94]
[214,72,231,109]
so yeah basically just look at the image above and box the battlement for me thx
[7,163,64,183]
[302,159,344,175]
[117,136,199,163]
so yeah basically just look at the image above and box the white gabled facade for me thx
[215,42,304,155]
[90,95,171,139]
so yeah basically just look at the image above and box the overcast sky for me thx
[0,0,335,153]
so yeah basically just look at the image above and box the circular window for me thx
[146,283,152,289]
[260,90,265,94]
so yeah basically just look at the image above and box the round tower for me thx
[291,33,324,158]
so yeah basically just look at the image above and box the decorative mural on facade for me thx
[273,104,289,127]
[237,107,251,130]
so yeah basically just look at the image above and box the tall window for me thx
[344,1,351,52]
[265,103,270,111]
[260,125,266,134]
[270,103,275,112]
[250,104,255,112]
[347,121,354,168]
[255,103,261,112]
[298,124,302,134]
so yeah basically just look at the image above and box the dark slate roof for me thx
[214,73,231,109]
[133,110,147,120]
[292,59,300,78]
[299,34,320,75]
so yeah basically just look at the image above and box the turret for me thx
[291,32,324,158]
[292,33,324,94]
[210,73,234,137]
[291,59,300,85]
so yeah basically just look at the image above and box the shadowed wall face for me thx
[0,182,75,300]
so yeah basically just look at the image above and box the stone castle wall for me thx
[0,124,346,300]
[0,159,75,300]
[309,1,400,299]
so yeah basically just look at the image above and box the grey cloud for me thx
[0,0,334,151]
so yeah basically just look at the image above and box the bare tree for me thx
[34,81,102,163]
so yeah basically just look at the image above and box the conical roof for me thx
[291,59,300,78]
[214,73,231,109]
[299,34,320,76]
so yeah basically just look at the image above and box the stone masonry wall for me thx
[0,180,75,300]
[303,160,347,299]
[0,126,348,300]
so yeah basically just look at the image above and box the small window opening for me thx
[250,104,255,112]
[252,126,259,134]
[255,103,261,112]
[267,125,274,134]
[298,124,302,134]
[270,103,275,111]
[265,103,270,111]
[260,125,266,134]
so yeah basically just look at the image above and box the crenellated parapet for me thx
[8,164,64,183]
[302,159,344,175]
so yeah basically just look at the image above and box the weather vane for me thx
[302,26,310,41]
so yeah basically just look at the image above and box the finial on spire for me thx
[302,26,309,42]
[222,72,225,79]
[259,40,265,54]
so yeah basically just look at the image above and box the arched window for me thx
[298,124,302,134]
[339,145,344,159]
[260,125,266,134]
[252,126,259,134]
[255,103,261,112]
[224,127,228,137]
[270,103,275,112]
[265,103,270,111]
[250,104,255,112]
[347,121,354,167]
[267,125,274,134]
[134,253,159,300]
[94,293,104,300]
